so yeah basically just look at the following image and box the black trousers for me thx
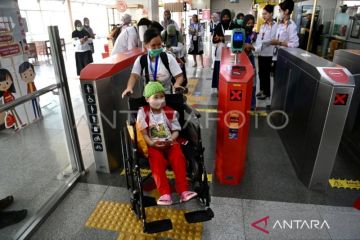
[258,56,273,97]
[212,61,220,89]
[75,50,93,75]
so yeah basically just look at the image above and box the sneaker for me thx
[192,64,197,68]
[0,210,27,229]
[256,91,264,97]
[157,194,172,206]
[0,196,14,210]
[180,191,198,203]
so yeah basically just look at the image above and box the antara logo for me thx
[251,216,330,234]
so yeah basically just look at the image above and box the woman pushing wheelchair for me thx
[121,28,197,205]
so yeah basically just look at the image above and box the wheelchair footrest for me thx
[144,219,173,234]
[142,196,157,208]
[184,208,214,223]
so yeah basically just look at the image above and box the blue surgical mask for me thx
[149,48,163,57]
[236,19,244,26]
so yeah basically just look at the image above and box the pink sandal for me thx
[157,194,173,205]
[180,191,198,203]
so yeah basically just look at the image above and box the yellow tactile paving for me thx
[329,179,360,190]
[86,201,203,240]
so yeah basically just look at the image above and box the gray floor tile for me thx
[0,232,13,240]
[101,186,130,203]
[30,189,104,240]
[211,196,243,206]
[73,182,108,194]
[69,228,118,240]
[316,204,360,215]
[208,204,243,230]
[202,222,245,240]
[321,212,360,240]
[243,199,317,212]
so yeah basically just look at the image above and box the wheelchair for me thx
[120,93,214,234]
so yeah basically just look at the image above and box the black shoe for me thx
[256,91,263,97]
[0,210,27,229]
[257,93,268,100]
[0,196,14,210]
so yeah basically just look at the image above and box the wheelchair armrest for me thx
[129,114,137,126]
[184,103,201,118]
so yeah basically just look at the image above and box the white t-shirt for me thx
[131,53,182,93]
[137,107,181,141]
[111,26,140,56]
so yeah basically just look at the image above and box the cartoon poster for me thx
[0,0,39,131]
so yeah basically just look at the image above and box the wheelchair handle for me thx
[174,86,185,94]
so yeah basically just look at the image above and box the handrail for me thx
[0,83,60,112]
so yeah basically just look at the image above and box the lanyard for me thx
[149,55,159,81]
[262,22,273,40]
[221,25,228,35]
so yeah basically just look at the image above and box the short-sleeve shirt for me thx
[72,29,91,52]
[131,53,182,93]
[137,107,181,141]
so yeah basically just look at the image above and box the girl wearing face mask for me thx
[212,9,234,91]
[233,13,245,28]
[242,14,257,109]
[271,0,299,76]
[254,4,278,100]
[188,14,204,68]
[136,81,198,205]
[122,28,184,98]
[72,20,93,76]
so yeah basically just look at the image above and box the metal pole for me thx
[306,0,318,51]
[66,0,74,32]
[48,25,85,173]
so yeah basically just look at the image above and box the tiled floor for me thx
[1,39,360,240]
[30,182,360,240]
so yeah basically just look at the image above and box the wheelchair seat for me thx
[121,93,214,234]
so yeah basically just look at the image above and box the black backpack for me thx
[163,31,181,46]
[139,52,176,85]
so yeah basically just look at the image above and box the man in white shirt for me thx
[161,9,180,31]
[111,14,140,55]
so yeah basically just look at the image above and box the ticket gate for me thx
[215,48,254,185]
[333,50,360,165]
[80,49,145,173]
[271,48,355,191]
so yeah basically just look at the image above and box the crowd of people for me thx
[111,0,298,102]
[71,0,300,102]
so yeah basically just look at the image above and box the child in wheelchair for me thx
[137,81,197,205]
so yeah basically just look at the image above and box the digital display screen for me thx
[233,32,243,42]
[232,32,244,50]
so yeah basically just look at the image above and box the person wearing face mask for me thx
[136,82,198,205]
[271,0,299,76]
[188,14,204,68]
[161,9,180,31]
[72,20,93,76]
[162,24,187,87]
[209,13,219,37]
[242,14,257,109]
[111,15,144,56]
[83,17,95,53]
[122,28,183,98]
[233,13,245,28]
[211,9,234,90]
[254,4,277,100]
